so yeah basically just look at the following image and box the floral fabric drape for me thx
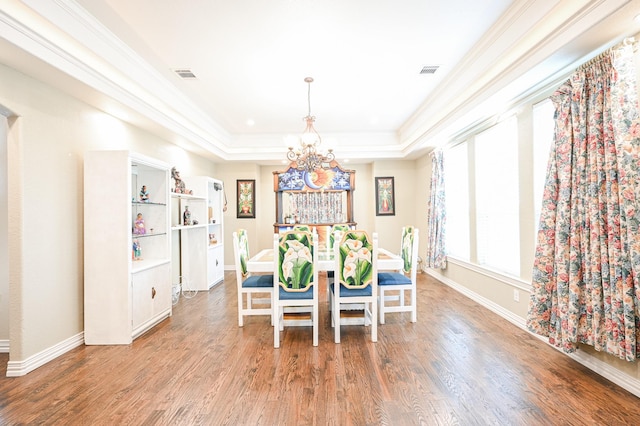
[527,41,640,361]
[426,150,446,269]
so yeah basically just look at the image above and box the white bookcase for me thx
[174,176,225,290]
[84,151,172,345]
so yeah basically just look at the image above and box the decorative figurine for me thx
[139,185,149,202]
[171,167,192,194]
[133,213,146,235]
[133,240,142,260]
[183,205,192,226]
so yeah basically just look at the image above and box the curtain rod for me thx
[578,37,637,71]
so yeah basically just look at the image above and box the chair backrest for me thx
[335,230,376,289]
[233,229,250,279]
[328,224,351,251]
[400,226,416,273]
[293,224,312,233]
[275,231,316,292]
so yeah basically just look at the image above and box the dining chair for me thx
[326,224,351,300]
[273,230,319,348]
[327,224,351,251]
[378,226,419,324]
[330,230,378,343]
[233,229,274,327]
[293,224,313,233]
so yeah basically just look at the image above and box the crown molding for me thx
[399,0,633,152]
[2,0,232,158]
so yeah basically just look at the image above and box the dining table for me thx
[247,245,404,327]
[246,246,403,273]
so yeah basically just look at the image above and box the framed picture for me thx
[375,177,395,216]
[237,179,256,218]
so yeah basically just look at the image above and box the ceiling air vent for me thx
[173,68,197,79]
[420,65,439,75]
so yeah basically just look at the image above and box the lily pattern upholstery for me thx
[330,230,378,343]
[273,231,319,347]
[378,226,419,324]
[326,224,352,289]
[233,229,274,327]
[292,224,313,233]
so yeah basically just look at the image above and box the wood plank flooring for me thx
[1,272,639,425]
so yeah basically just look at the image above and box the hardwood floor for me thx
[1,272,639,425]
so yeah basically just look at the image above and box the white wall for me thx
[371,160,421,252]
[217,161,395,267]
[0,115,8,348]
[0,63,216,371]
[215,162,262,266]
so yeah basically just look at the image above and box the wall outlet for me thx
[513,289,520,302]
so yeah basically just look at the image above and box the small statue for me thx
[139,185,149,202]
[183,206,192,226]
[133,213,146,235]
[171,167,192,195]
[133,239,142,260]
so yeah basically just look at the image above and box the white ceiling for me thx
[2,0,640,164]
[93,0,513,134]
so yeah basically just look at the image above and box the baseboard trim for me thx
[5,332,84,377]
[426,268,640,399]
[0,339,8,353]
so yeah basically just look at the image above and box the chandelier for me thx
[286,77,335,172]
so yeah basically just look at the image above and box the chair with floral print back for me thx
[378,226,419,324]
[328,224,351,252]
[326,224,352,298]
[273,231,319,347]
[293,224,314,233]
[233,229,274,327]
[330,230,378,343]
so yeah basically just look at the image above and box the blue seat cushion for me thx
[279,285,314,300]
[242,274,274,288]
[378,272,412,286]
[330,283,372,297]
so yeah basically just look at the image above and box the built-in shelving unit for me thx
[172,176,224,291]
[84,150,172,345]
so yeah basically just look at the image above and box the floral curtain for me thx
[426,149,447,269]
[527,40,640,361]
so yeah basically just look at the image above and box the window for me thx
[475,117,520,276]
[532,99,555,234]
[444,143,470,259]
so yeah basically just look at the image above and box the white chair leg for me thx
[279,307,285,331]
[270,290,275,326]
[329,290,335,327]
[372,300,378,342]
[411,288,417,322]
[274,305,280,349]
[364,304,371,326]
[312,304,318,346]
[379,288,385,325]
[334,294,340,344]
[238,292,244,327]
